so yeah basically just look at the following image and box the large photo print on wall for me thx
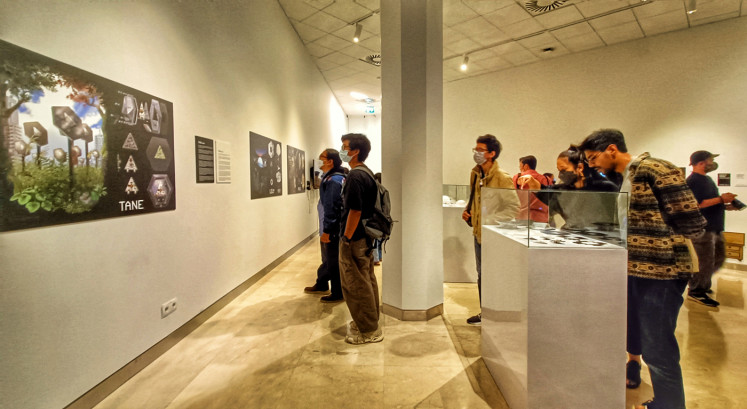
[286,145,306,194]
[0,40,176,232]
[250,131,282,199]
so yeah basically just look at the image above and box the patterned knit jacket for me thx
[627,153,706,280]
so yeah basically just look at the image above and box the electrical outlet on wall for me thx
[161,298,177,318]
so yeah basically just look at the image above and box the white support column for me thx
[380,0,444,320]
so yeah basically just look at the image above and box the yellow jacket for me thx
[468,162,518,243]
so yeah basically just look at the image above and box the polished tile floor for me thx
[94,239,747,408]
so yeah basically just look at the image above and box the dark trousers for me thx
[474,237,482,303]
[627,276,688,409]
[315,238,342,297]
[339,238,379,334]
[689,231,726,294]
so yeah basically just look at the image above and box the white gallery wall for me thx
[0,1,346,408]
[444,16,747,264]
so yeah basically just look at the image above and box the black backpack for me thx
[350,166,395,248]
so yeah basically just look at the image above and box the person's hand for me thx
[721,192,737,203]
[320,232,330,243]
[726,204,738,211]
[462,210,471,221]
[517,175,540,190]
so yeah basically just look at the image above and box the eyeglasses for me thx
[472,148,488,154]
[586,152,601,162]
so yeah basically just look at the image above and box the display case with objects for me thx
[442,184,470,207]
[480,188,628,409]
[442,184,475,282]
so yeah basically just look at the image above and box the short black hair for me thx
[557,145,585,168]
[578,129,628,153]
[341,133,371,162]
[476,134,502,158]
[519,155,537,170]
[322,148,343,170]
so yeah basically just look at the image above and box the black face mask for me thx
[557,170,578,186]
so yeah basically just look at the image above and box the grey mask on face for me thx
[705,162,718,173]
[473,151,486,165]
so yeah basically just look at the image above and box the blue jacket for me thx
[317,170,345,237]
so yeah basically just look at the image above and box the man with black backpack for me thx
[338,133,383,344]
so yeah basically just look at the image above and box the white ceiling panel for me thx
[278,0,318,21]
[303,10,348,32]
[596,20,645,45]
[500,16,546,38]
[632,1,685,19]
[588,9,636,30]
[484,2,533,28]
[354,0,379,11]
[550,21,595,40]
[357,35,381,52]
[444,1,481,26]
[533,5,585,28]
[333,24,375,43]
[477,55,513,71]
[468,47,499,61]
[462,0,516,15]
[364,13,381,34]
[445,37,481,55]
[638,10,689,37]
[304,0,334,10]
[317,51,358,66]
[313,33,355,51]
[322,0,372,23]
[338,43,375,59]
[574,0,631,18]
[323,64,360,81]
[558,32,605,52]
[291,19,327,43]
[502,48,540,66]
[306,41,334,58]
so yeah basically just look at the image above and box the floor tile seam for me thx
[441,312,492,397]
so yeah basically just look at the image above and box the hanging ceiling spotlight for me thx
[460,55,469,71]
[353,23,362,43]
[686,0,697,14]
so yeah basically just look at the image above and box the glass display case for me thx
[479,187,628,409]
[481,187,627,248]
[442,184,469,207]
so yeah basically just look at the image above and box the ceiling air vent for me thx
[360,54,381,67]
[524,0,567,14]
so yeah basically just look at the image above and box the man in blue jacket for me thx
[304,149,346,302]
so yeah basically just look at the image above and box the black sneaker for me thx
[467,313,481,325]
[320,294,344,303]
[304,285,330,294]
[688,293,720,307]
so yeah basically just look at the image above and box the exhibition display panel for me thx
[442,184,475,282]
[480,188,628,409]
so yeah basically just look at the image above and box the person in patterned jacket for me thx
[580,129,706,409]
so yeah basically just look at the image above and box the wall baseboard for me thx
[64,233,317,409]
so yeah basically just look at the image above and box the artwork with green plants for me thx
[1,40,176,232]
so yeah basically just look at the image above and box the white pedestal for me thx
[481,225,627,409]
[443,205,476,282]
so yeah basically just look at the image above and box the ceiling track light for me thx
[353,23,362,43]
[460,55,469,71]
[686,0,697,14]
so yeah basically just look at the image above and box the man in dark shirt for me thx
[338,133,381,344]
[686,150,738,307]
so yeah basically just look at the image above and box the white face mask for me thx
[473,151,486,165]
[340,147,353,163]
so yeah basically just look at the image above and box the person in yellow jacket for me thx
[462,134,518,325]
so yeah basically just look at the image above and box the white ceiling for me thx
[278,0,747,116]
